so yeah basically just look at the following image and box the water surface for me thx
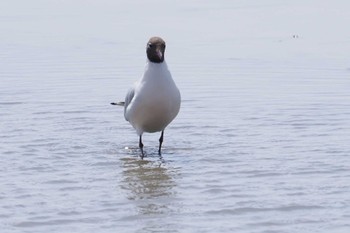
[1,1,350,232]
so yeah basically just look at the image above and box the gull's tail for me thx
[110,102,125,106]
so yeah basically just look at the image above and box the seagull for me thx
[111,37,181,158]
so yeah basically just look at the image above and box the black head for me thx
[146,37,166,63]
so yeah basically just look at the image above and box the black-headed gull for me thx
[112,37,181,158]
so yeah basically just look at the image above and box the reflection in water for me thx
[120,156,177,216]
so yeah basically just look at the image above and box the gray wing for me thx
[124,87,135,121]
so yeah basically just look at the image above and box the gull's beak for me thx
[156,49,163,60]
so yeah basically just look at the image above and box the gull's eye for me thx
[147,43,153,49]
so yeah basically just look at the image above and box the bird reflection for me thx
[120,156,177,215]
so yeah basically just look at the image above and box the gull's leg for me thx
[158,130,164,155]
[139,135,144,159]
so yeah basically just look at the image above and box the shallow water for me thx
[1,1,350,232]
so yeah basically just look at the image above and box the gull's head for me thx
[146,37,166,63]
